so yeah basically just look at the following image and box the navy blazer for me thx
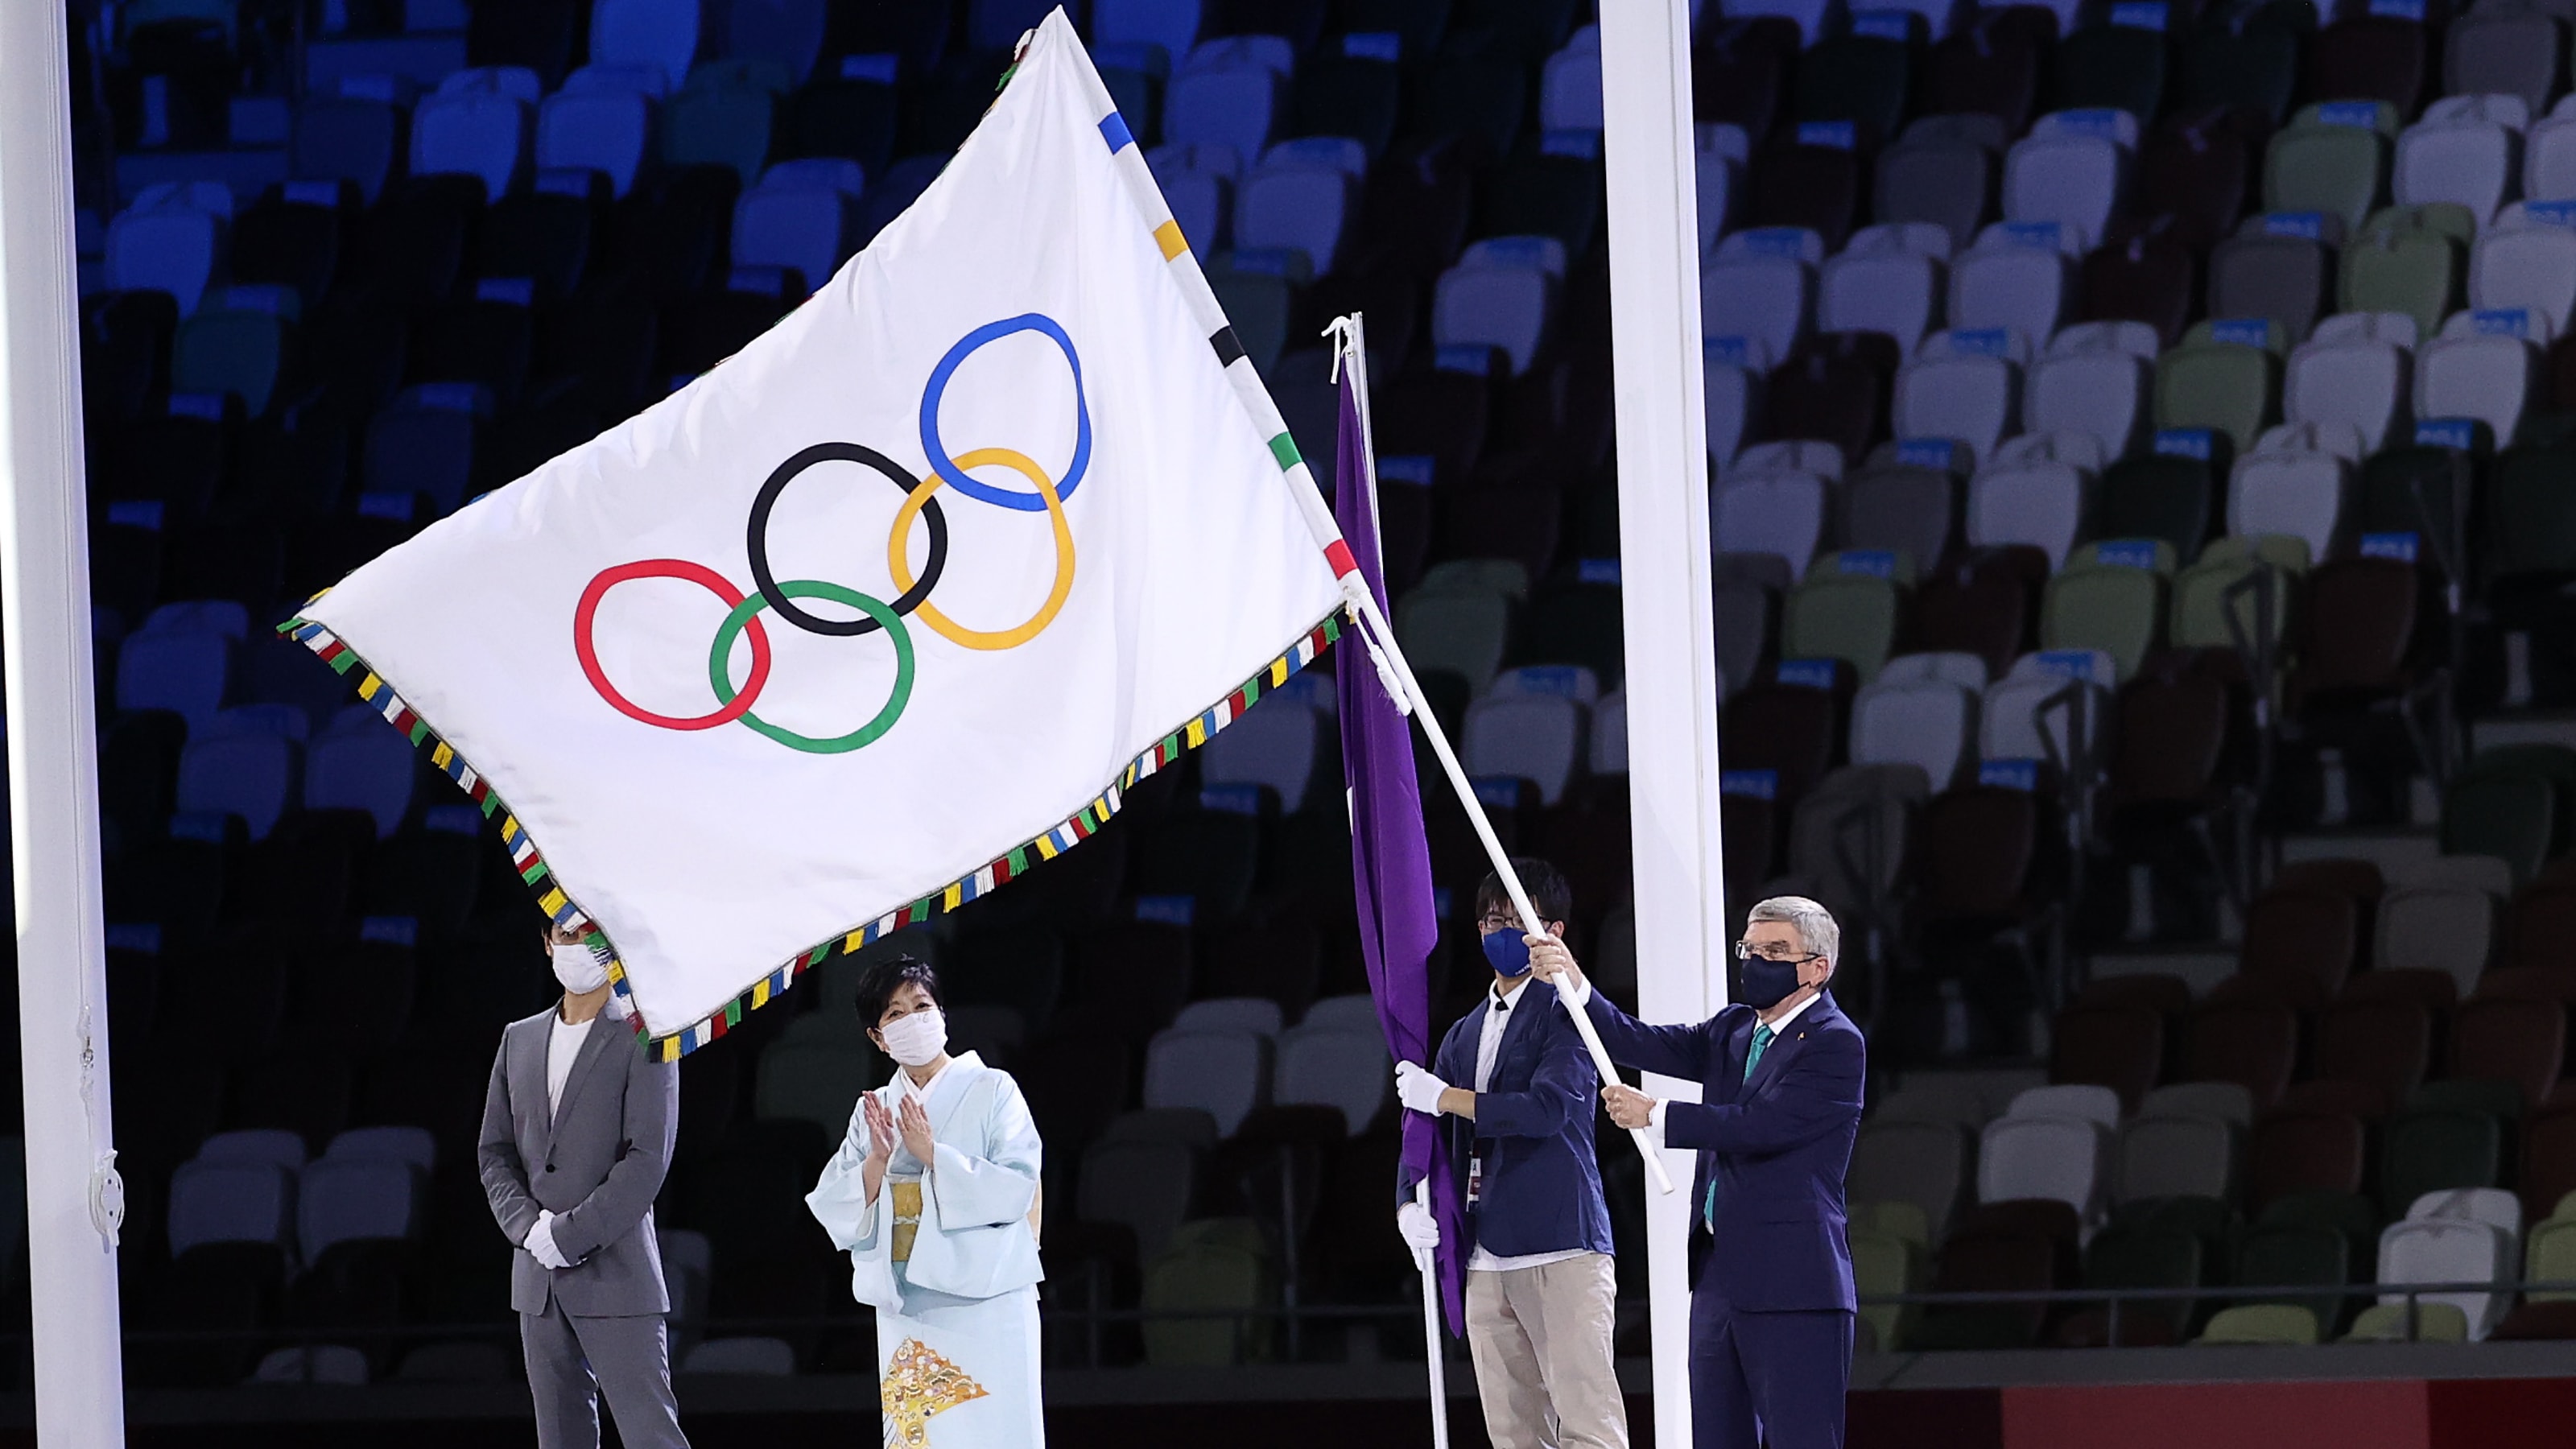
[1584,988,1865,1312]
[1419,982,1616,1260]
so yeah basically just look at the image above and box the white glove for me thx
[526,1209,572,1269]
[1396,1060,1451,1117]
[1395,1200,1441,1252]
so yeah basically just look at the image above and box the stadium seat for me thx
[2004,109,2135,250]
[1875,122,1995,254]
[1851,664,1978,790]
[1979,1113,2108,1223]
[2419,305,2546,447]
[2473,205,2576,336]
[1948,221,2078,353]
[1966,434,2095,570]
[2444,10,2562,121]
[1272,1021,1388,1134]
[1818,223,1950,355]
[2041,543,2169,683]
[1894,327,2024,467]
[2393,95,2527,230]
[2266,101,2396,236]
[1165,55,1278,161]
[412,70,536,200]
[590,0,701,94]
[1433,236,1563,378]
[1235,138,1360,275]
[1142,1029,1269,1137]
[2025,320,2157,464]
[106,182,229,317]
[2211,213,2340,345]
[1704,226,1822,366]
[733,158,865,295]
[2285,310,2417,451]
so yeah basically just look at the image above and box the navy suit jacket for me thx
[1583,988,1864,1312]
[1420,982,1616,1260]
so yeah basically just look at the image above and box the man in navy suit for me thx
[1528,895,1864,1449]
[1392,858,1628,1449]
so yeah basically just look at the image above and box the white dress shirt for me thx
[1465,976,1592,1274]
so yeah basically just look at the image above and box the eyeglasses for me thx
[1735,941,1823,964]
[1476,914,1524,935]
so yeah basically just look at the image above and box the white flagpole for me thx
[1333,316,1453,1449]
[0,0,130,1442]
[1319,317,1675,1199]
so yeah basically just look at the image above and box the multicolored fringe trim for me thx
[278,603,1344,1059]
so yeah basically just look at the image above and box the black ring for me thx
[745,442,947,637]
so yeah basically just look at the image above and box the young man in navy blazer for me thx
[1391,858,1628,1449]
[1527,895,1864,1449]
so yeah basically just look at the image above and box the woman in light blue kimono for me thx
[806,956,1045,1448]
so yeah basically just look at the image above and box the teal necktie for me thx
[1706,1024,1779,1231]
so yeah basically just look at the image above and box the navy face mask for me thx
[1736,954,1806,1009]
[1481,930,1533,977]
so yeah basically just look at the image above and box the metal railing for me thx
[1857,1277,2576,1347]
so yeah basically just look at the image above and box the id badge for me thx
[1467,1154,1484,1208]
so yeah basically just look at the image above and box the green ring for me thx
[708,580,914,753]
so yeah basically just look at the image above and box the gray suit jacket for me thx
[479,1003,678,1317]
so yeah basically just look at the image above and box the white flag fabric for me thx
[286,10,1353,1053]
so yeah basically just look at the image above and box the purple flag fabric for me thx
[1332,362,1466,1336]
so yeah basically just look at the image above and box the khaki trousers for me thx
[1464,1252,1629,1449]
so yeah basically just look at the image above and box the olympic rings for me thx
[576,559,773,730]
[888,448,1077,650]
[576,315,1087,753]
[708,580,914,754]
[918,315,1092,512]
[748,443,947,638]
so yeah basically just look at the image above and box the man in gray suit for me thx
[480,923,687,1449]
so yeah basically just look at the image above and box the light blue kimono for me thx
[805,1051,1045,1447]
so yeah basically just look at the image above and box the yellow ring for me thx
[887,446,1076,650]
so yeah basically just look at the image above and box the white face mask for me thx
[877,1007,948,1067]
[552,942,609,995]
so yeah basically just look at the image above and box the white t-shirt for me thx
[1465,976,1592,1274]
[547,1010,590,1117]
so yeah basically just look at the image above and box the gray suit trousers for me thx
[520,1299,689,1449]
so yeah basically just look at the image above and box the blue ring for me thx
[918,315,1090,512]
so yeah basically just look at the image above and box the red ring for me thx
[576,559,773,730]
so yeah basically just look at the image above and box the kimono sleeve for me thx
[804,1090,883,1251]
[927,1072,1043,1229]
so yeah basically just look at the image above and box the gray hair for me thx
[1747,895,1839,969]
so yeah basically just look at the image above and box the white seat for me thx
[1977,1113,2107,1221]
[1981,656,2112,763]
[1696,143,1736,259]
[1966,456,2091,570]
[1141,1028,1269,1137]
[1462,692,1585,804]
[2394,111,2521,230]
[1818,246,1943,354]
[2026,325,2153,463]
[105,184,231,316]
[2376,885,2499,997]
[2028,107,2142,154]
[410,89,530,199]
[2227,430,2355,560]
[1950,222,2079,352]
[1849,677,1977,790]
[2472,215,2576,336]
[589,0,701,96]
[1706,227,1823,364]
[2417,307,2549,448]
[1434,244,1558,377]
[1733,440,1846,481]
[1173,997,1287,1039]
[1273,1024,1390,1135]
[2285,324,2413,452]
[535,88,653,197]
[1724,0,1844,46]
[1540,26,1604,134]
[2527,113,2576,202]
[2007,1083,2122,1131]
[2410,1186,2524,1241]
[1591,687,1628,774]
[2003,129,2126,249]
[1712,469,1831,580]
[1877,650,1990,694]
[2378,1218,2512,1340]
[1705,346,1765,468]
[1198,691,1320,811]
[1488,663,1603,706]
[1892,327,2027,466]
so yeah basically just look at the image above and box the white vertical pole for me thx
[0,1,130,1443]
[1600,2,1726,1446]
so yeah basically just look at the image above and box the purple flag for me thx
[1332,360,1466,1335]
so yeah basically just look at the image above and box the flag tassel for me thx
[1340,584,1679,1197]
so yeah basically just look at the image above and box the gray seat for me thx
[1077,1137,1199,1258]
[1875,138,1995,254]
[2116,1114,2235,1203]
[1839,462,1958,572]
[2209,229,2334,345]
[1788,764,1931,919]
[1711,577,1777,697]
[2444,10,2566,121]
[1850,1120,1970,1242]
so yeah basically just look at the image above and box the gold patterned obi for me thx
[890,1178,924,1262]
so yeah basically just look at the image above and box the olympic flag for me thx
[282,10,1355,1052]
